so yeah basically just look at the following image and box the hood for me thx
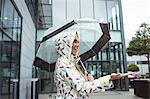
[55,31,79,60]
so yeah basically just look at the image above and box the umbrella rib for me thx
[41,20,76,43]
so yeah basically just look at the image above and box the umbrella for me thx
[33,19,110,71]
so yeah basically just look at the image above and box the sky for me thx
[121,0,150,46]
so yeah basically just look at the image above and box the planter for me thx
[131,79,150,99]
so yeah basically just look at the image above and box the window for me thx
[107,0,120,30]
[0,0,22,99]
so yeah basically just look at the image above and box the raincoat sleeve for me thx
[61,60,112,95]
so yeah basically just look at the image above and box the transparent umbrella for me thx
[33,19,110,72]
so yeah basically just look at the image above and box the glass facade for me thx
[107,0,120,30]
[0,0,22,99]
[86,42,123,74]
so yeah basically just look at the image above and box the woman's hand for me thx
[84,74,94,81]
[87,74,94,81]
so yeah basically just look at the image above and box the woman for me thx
[54,31,131,98]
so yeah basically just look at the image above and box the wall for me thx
[14,0,36,99]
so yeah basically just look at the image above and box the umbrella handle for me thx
[79,60,88,75]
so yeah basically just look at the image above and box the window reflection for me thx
[94,0,107,22]
[107,0,120,30]
[87,42,124,77]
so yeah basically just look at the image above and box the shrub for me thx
[127,64,139,72]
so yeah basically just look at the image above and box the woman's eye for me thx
[74,40,78,43]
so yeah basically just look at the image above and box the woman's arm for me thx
[110,72,134,80]
[59,59,132,95]
[60,61,112,95]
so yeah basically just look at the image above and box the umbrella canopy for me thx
[33,19,110,71]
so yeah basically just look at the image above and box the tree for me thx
[126,23,150,78]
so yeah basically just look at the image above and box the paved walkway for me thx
[39,89,144,99]
[89,89,144,99]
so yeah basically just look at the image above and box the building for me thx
[0,0,128,99]
[0,0,36,99]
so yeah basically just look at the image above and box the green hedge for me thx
[128,64,139,72]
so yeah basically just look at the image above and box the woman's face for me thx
[72,33,79,56]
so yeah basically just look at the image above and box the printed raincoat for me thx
[54,32,112,99]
